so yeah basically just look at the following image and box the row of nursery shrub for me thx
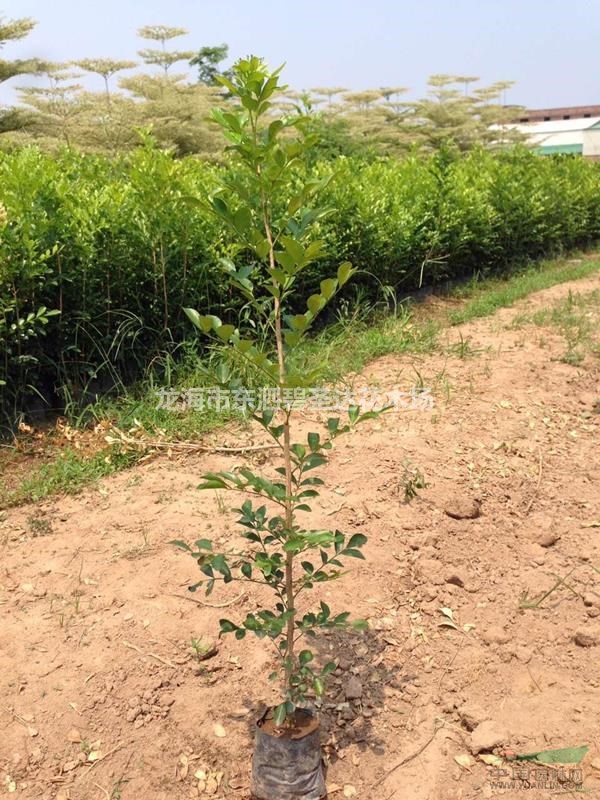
[1,143,599,425]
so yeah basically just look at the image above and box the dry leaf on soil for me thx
[454,753,475,769]
[479,754,504,766]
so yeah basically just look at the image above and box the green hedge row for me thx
[1,144,599,424]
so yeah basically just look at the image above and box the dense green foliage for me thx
[1,143,599,425]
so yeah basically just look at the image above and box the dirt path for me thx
[1,276,599,800]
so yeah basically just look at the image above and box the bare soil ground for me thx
[1,276,599,800]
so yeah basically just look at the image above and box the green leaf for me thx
[241,94,259,112]
[357,410,380,423]
[327,418,340,435]
[212,555,232,579]
[273,702,287,726]
[233,206,252,233]
[314,677,325,696]
[215,74,237,94]
[219,258,237,275]
[347,533,368,549]
[205,314,223,330]
[307,432,320,452]
[215,362,231,384]
[511,746,589,764]
[194,539,213,551]
[198,478,227,490]
[304,239,326,261]
[289,314,310,332]
[211,196,231,218]
[259,409,275,427]
[344,548,365,559]
[184,308,212,333]
[303,453,327,471]
[216,324,235,341]
[170,540,191,552]
[284,330,301,347]
[333,612,350,625]
[337,261,353,286]
[285,699,296,715]
[287,194,303,215]
[348,405,360,424]
[351,619,369,631]
[236,338,254,353]
[219,619,238,634]
[291,443,306,460]
[301,476,324,486]
[299,649,313,665]
[320,278,337,300]
[269,424,285,439]
[255,239,270,259]
[281,235,305,265]
[271,268,287,285]
[307,294,325,315]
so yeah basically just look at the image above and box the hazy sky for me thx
[1,0,598,108]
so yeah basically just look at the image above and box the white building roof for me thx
[493,115,600,155]
[512,117,600,135]
[528,130,586,146]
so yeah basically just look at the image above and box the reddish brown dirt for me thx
[1,277,599,800]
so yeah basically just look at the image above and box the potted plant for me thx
[174,56,386,800]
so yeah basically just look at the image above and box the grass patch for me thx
[1,448,138,509]
[2,250,599,509]
[447,254,600,325]
[512,288,600,366]
[97,394,235,441]
[292,308,440,383]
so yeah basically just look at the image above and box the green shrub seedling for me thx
[173,57,389,727]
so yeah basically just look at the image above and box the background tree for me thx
[66,59,138,153]
[411,74,479,151]
[0,14,39,83]
[310,86,347,107]
[74,58,137,104]
[0,15,526,158]
[334,89,413,156]
[17,65,86,147]
[190,43,230,85]
[454,74,479,96]
[118,71,223,156]
[380,85,408,110]
[137,25,194,76]
[0,14,45,135]
[411,74,525,152]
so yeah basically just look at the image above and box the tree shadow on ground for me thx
[309,625,414,766]
[234,624,420,777]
